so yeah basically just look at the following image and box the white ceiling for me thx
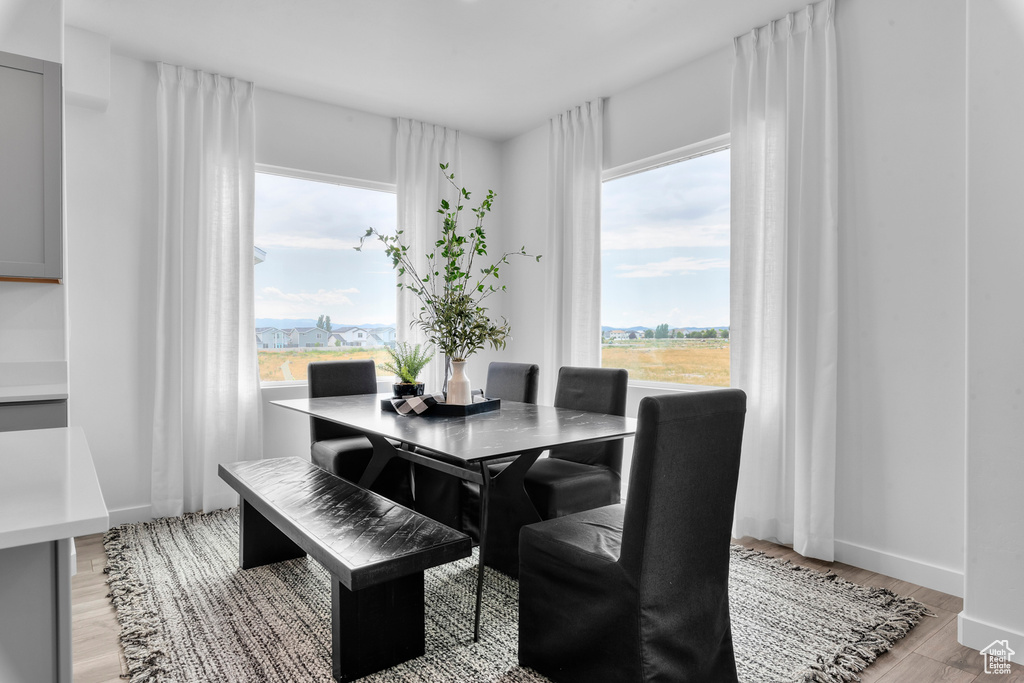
[65,0,813,141]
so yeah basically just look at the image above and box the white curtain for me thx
[542,100,604,402]
[395,118,462,393]
[730,0,838,560]
[152,63,262,518]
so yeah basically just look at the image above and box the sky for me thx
[601,148,730,330]
[254,173,398,325]
[254,149,730,330]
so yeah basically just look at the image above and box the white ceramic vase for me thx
[446,360,472,405]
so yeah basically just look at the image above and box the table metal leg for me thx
[473,462,492,642]
[480,448,544,578]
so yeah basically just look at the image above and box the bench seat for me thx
[219,457,471,682]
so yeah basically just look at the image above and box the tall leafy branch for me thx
[355,164,540,362]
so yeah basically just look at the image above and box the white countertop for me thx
[0,427,109,550]
[0,361,68,403]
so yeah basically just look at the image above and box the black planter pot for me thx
[392,382,425,398]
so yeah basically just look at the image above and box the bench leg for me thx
[238,498,306,570]
[331,572,424,682]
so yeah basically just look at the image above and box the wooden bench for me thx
[219,457,472,682]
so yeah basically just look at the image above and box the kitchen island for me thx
[0,427,109,683]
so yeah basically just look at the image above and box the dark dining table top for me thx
[271,394,637,464]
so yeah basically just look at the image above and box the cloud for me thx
[254,286,362,318]
[256,234,366,251]
[602,222,729,250]
[614,256,729,278]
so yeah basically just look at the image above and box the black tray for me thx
[381,397,501,416]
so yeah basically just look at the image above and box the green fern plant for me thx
[379,342,433,384]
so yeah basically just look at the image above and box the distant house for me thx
[256,327,287,349]
[334,326,372,346]
[377,327,397,344]
[286,327,329,347]
[606,329,630,340]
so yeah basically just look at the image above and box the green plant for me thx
[378,342,433,384]
[356,164,540,361]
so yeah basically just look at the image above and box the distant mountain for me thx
[601,325,729,332]
[255,319,396,330]
[601,325,652,333]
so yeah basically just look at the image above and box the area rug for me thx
[104,508,929,683]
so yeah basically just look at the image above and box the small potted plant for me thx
[379,342,432,398]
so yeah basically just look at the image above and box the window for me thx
[601,142,730,387]
[253,170,398,383]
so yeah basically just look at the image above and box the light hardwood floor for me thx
[71,532,1022,683]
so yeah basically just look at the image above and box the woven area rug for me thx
[104,508,929,683]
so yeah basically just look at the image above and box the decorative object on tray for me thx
[446,359,471,404]
[388,393,443,415]
[382,394,500,417]
[357,164,540,404]
[378,342,432,398]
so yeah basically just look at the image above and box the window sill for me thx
[626,379,731,393]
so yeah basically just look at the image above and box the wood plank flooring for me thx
[71,531,1022,682]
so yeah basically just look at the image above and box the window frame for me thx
[600,133,731,392]
[253,164,397,387]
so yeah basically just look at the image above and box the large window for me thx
[253,170,397,382]
[601,144,730,387]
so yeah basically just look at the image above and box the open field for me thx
[258,347,393,382]
[259,339,729,387]
[601,339,730,387]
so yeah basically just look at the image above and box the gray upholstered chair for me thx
[415,361,539,537]
[480,361,539,403]
[308,360,413,507]
[518,389,746,683]
[515,366,629,519]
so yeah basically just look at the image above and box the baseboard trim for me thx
[107,504,153,528]
[833,539,963,597]
[958,612,1024,653]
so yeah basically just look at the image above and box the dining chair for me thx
[518,389,747,683]
[414,361,540,537]
[514,366,629,519]
[308,360,414,507]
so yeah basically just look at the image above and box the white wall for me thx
[498,0,967,597]
[960,0,1024,651]
[832,0,966,596]
[0,0,63,63]
[65,55,157,522]
[64,50,504,521]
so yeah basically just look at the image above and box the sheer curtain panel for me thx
[152,63,262,518]
[395,119,462,393]
[730,0,838,560]
[542,100,603,402]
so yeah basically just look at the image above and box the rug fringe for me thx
[730,546,934,683]
[105,512,223,682]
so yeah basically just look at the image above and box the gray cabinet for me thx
[0,400,67,432]
[0,50,63,282]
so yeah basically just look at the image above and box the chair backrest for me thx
[549,366,629,473]
[308,360,378,443]
[485,362,540,404]
[618,389,746,664]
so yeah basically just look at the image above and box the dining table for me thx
[271,393,637,640]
